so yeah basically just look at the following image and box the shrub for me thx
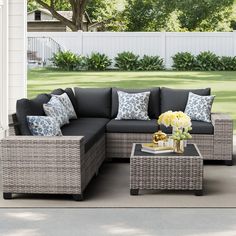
[51,51,84,71]
[138,55,165,71]
[195,51,221,71]
[172,52,196,71]
[220,56,236,71]
[115,51,139,71]
[85,52,112,71]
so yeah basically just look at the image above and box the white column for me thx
[8,0,27,114]
[0,0,8,138]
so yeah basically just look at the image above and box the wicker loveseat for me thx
[0,87,233,201]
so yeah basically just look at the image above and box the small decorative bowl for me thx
[152,131,168,145]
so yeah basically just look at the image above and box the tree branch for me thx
[35,0,77,30]
[50,0,54,9]
[80,0,89,12]
[70,0,77,23]
[74,0,89,24]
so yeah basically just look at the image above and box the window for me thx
[35,11,41,21]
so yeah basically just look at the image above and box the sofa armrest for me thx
[211,113,233,139]
[211,113,233,162]
[0,136,86,195]
[1,135,85,162]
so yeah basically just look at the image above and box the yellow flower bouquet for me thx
[158,111,192,153]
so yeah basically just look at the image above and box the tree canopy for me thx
[176,0,234,31]
[124,0,174,31]
[123,0,235,31]
[28,0,236,32]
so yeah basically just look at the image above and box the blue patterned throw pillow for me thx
[27,116,62,136]
[184,92,215,122]
[116,91,150,120]
[43,96,69,127]
[52,93,77,120]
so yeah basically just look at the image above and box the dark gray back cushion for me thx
[160,87,211,113]
[16,94,51,135]
[74,87,111,118]
[111,88,160,119]
[51,88,78,116]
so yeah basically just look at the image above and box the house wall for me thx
[27,22,89,32]
[28,11,53,21]
[27,10,90,32]
[28,31,236,68]
[28,22,66,32]
[8,0,27,115]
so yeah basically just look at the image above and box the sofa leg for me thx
[130,189,139,196]
[225,160,233,166]
[195,190,203,196]
[95,169,99,177]
[3,193,12,200]
[72,194,83,201]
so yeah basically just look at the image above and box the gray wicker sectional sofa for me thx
[1,87,233,200]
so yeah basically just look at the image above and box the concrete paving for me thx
[1,208,236,236]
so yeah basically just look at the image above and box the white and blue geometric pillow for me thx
[52,93,77,120]
[27,116,62,136]
[115,91,150,120]
[43,96,69,127]
[184,92,215,123]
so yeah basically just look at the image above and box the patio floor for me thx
[1,209,236,236]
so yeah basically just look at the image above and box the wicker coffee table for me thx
[130,143,203,196]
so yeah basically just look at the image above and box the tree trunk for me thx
[76,12,83,31]
[74,1,85,31]
[35,0,86,32]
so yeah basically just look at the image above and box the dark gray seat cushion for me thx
[51,88,78,117]
[160,121,214,134]
[74,88,111,118]
[16,94,51,135]
[106,119,158,133]
[111,88,160,119]
[160,87,211,113]
[61,118,109,152]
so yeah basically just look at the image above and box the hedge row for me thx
[51,51,164,71]
[172,51,236,71]
[51,50,236,71]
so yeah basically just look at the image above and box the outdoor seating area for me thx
[3,0,236,235]
[0,87,233,201]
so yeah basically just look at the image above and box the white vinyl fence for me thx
[28,31,236,68]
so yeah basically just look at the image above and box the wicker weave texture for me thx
[130,144,203,191]
[107,133,214,160]
[81,135,106,192]
[188,135,214,160]
[106,133,152,158]
[212,113,233,160]
[107,113,233,161]
[1,135,105,195]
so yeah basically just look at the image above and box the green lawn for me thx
[28,68,236,132]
